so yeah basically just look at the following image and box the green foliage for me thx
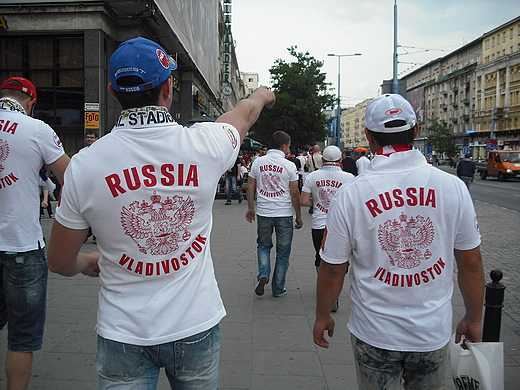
[426,119,458,158]
[248,46,335,151]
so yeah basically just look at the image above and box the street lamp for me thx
[328,53,362,148]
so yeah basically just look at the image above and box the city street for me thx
[0,165,518,389]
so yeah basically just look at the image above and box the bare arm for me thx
[290,180,303,229]
[41,189,49,208]
[245,177,256,223]
[313,261,348,348]
[454,246,485,343]
[300,191,312,207]
[48,154,71,184]
[47,221,100,277]
[216,86,275,144]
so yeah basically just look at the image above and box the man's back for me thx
[0,103,65,251]
[57,111,239,345]
[322,149,481,351]
[249,149,298,217]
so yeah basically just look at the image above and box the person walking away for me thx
[355,151,370,174]
[313,94,485,389]
[46,37,275,389]
[225,155,244,205]
[300,145,354,311]
[0,76,69,390]
[341,150,358,176]
[246,131,303,297]
[305,144,323,173]
[456,153,476,189]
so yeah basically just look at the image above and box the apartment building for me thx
[474,17,520,156]
[240,72,259,96]
[401,15,520,157]
[340,98,372,149]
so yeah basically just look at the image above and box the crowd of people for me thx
[0,36,485,390]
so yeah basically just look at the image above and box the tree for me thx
[248,46,335,151]
[426,119,458,158]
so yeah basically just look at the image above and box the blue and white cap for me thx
[109,37,178,93]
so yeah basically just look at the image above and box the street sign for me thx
[85,112,100,129]
[85,102,99,111]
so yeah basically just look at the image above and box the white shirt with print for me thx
[56,106,239,346]
[302,165,354,229]
[321,148,481,352]
[0,97,65,251]
[248,149,298,217]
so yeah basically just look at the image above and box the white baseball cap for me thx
[365,94,417,133]
[322,145,342,161]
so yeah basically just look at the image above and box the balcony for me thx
[452,86,458,92]
[441,90,448,96]
[451,102,458,108]
[462,99,469,105]
[440,103,447,110]
[463,114,470,121]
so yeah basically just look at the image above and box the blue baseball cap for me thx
[109,37,178,93]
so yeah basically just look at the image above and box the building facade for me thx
[240,72,259,96]
[401,15,520,157]
[340,99,371,150]
[0,0,245,153]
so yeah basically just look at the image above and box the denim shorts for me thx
[351,334,448,390]
[0,248,48,352]
[95,324,220,390]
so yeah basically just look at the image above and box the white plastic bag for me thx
[450,334,504,390]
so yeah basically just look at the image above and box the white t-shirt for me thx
[301,164,354,229]
[248,149,298,217]
[321,148,481,352]
[356,155,370,174]
[0,97,65,252]
[56,106,239,346]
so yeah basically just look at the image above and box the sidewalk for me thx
[1,181,519,389]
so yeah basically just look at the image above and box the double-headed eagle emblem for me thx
[0,139,9,172]
[121,192,195,255]
[377,212,434,269]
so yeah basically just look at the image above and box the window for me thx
[248,77,253,82]
[0,35,84,151]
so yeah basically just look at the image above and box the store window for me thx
[0,35,84,151]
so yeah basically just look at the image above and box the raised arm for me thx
[216,86,275,144]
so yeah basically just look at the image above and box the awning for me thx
[242,137,263,150]
[186,115,215,126]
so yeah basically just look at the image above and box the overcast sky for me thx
[231,0,520,108]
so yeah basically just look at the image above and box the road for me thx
[469,174,520,212]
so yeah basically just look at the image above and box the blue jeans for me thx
[95,324,220,390]
[256,215,294,296]
[0,248,48,352]
[351,334,448,390]
[225,175,242,202]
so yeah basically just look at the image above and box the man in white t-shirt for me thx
[46,37,275,389]
[301,145,354,312]
[0,77,69,390]
[355,151,370,174]
[246,131,303,297]
[313,94,485,389]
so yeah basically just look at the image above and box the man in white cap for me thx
[47,37,275,389]
[313,94,485,389]
[300,145,354,311]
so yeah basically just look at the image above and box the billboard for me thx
[407,85,425,124]
[156,1,220,96]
